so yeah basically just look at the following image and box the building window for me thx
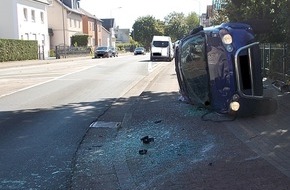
[31,10,35,22]
[40,12,44,23]
[25,33,29,40]
[74,20,77,28]
[23,8,28,21]
[33,34,37,40]
[42,34,45,45]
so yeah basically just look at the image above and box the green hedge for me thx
[0,39,38,62]
[71,35,88,47]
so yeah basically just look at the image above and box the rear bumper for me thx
[95,53,109,57]
[151,53,171,60]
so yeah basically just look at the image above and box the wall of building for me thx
[0,1,17,39]
[67,12,83,46]
[95,20,103,47]
[47,0,66,48]
[87,18,95,47]
[101,27,110,46]
[116,29,130,43]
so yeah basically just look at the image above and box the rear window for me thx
[152,41,169,48]
[97,47,108,50]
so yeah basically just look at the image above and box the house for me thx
[101,19,131,46]
[48,0,107,51]
[101,26,111,47]
[101,18,117,48]
[116,29,130,43]
[78,8,103,48]
[47,0,83,48]
[0,0,50,58]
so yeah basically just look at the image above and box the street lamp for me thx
[110,6,122,17]
[109,7,122,48]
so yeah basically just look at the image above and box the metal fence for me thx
[260,43,290,82]
[55,45,92,59]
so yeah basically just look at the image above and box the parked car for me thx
[94,46,112,58]
[110,47,118,57]
[134,47,146,55]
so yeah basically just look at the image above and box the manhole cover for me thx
[90,121,121,129]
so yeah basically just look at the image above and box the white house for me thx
[116,29,130,43]
[0,0,50,59]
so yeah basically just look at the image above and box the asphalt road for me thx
[0,54,163,189]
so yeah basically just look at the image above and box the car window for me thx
[97,47,107,50]
[153,41,169,48]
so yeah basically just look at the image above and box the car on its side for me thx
[134,47,146,55]
[94,46,112,58]
[110,47,118,57]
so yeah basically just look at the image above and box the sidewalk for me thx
[0,52,132,69]
[0,56,93,69]
[71,62,290,189]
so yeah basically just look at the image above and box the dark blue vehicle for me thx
[175,23,277,116]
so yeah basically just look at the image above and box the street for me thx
[0,54,163,189]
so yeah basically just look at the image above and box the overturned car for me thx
[175,22,277,117]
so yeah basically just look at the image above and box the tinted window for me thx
[153,41,169,48]
[97,47,108,50]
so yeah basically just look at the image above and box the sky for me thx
[79,0,212,29]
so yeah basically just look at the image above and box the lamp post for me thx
[110,6,122,17]
[109,7,122,48]
[192,0,201,25]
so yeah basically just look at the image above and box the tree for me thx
[211,9,229,25]
[164,12,188,42]
[71,35,88,47]
[185,12,200,32]
[132,16,164,50]
[213,0,289,43]
[131,11,201,47]
[163,11,200,41]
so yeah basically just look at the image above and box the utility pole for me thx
[61,0,66,58]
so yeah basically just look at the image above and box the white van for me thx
[150,36,174,62]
